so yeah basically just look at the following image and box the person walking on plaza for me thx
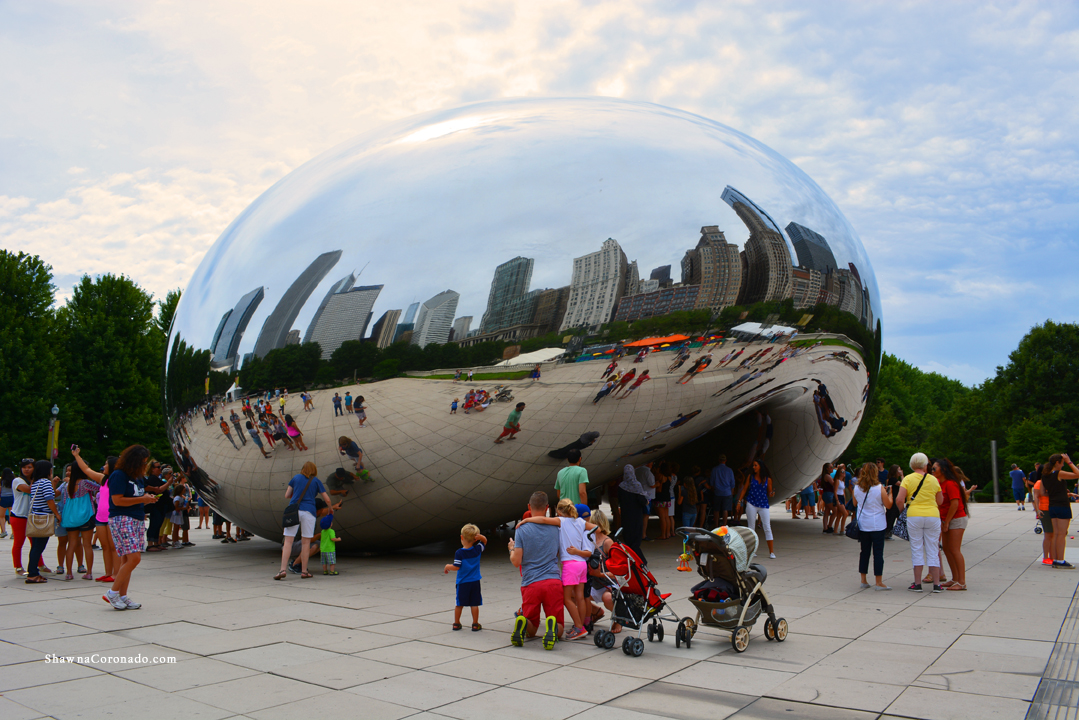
[344,391,353,414]
[896,452,944,592]
[494,402,525,444]
[104,445,157,609]
[1040,453,1079,569]
[11,458,48,575]
[246,420,271,458]
[1010,463,1026,510]
[24,461,62,584]
[220,417,238,449]
[934,458,969,590]
[736,460,776,559]
[333,393,343,417]
[508,491,564,649]
[710,455,735,527]
[852,462,892,590]
[230,410,247,445]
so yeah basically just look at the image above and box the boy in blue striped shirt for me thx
[444,523,486,631]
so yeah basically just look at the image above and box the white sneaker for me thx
[769,553,776,559]
[104,591,127,610]
[172,542,183,549]
[122,596,142,610]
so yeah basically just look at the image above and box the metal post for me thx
[991,440,999,503]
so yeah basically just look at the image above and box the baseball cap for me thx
[575,503,591,519]
[320,514,333,530]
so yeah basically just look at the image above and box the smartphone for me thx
[70,443,78,452]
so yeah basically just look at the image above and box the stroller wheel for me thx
[603,631,616,649]
[731,626,750,653]
[774,618,788,642]
[594,630,607,649]
[764,617,776,641]
[656,623,664,642]
[647,624,655,642]
[630,637,645,657]
[1035,524,1043,535]
[622,636,634,655]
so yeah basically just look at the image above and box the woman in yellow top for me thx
[895,452,944,592]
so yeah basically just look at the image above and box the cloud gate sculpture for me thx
[165,98,881,551]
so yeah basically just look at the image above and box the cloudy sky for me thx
[2,1,1077,385]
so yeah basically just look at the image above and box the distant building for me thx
[613,284,701,322]
[451,316,473,341]
[307,284,384,360]
[682,225,742,313]
[786,222,838,275]
[253,250,342,358]
[480,256,533,333]
[456,323,545,347]
[791,267,823,309]
[834,268,862,316]
[392,322,414,344]
[624,261,640,297]
[402,301,420,325]
[411,290,460,348]
[532,286,570,333]
[638,278,660,294]
[560,238,628,331]
[370,309,402,349]
[721,187,793,305]
[211,286,265,370]
[303,273,356,344]
[650,265,672,289]
[284,329,301,345]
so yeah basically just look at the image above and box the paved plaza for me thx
[1,503,1076,720]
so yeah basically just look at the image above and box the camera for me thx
[70,443,78,452]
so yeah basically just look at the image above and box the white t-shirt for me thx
[558,517,587,563]
[11,477,31,518]
[854,485,887,532]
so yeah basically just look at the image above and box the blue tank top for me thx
[747,476,769,508]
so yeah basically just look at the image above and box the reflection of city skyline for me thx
[211,187,872,365]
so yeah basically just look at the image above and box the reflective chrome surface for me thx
[165,98,881,550]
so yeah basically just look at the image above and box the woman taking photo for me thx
[104,445,157,609]
[896,452,944,592]
[25,460,62,584]
[1040,453,1079,569]
[73,450,120,583]
[58,461,101,580]
[737,460,776,558]
[852,462,893,590]
[934,458,969,589]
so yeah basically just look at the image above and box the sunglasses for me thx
[21,458,34,465]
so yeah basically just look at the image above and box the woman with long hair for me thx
[1040,453,1079,569]
[285,414,308,451]
[885,464,903,538]
[104,445,157,609]
[59,460,102,580]
[932,458,969,589]
[817,463,836,534]
[73,450,122,583]
[275,461,330,580]
[25,461,61,584]
[852,462,893,590]
[737,460,776,558]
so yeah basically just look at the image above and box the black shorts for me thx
[456,580,482,607]
[1047,505,1073,521]
[212,512,228,525]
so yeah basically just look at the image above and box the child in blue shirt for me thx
[451,398,459,414]
[444,523,486,631]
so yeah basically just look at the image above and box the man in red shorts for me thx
[508,491,563,649]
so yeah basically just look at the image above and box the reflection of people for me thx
[554,450,589,506]
[677,353,712,384]
[548,431,599,460]
[642,410,701,439]
[494,403,525,444]
[616,444,665,460]
[616,370,651,398]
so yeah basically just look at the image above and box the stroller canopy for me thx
[723,526,758,572]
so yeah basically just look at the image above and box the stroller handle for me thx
[675,526,728,547]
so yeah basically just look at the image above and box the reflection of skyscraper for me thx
[624,261,640,297]
[285,330,300,345]
[721,186,793,305]
[560,238,628,331]
[791,267,823,309]
[308,284,384,360]
[253,250,342,358]
[370,309,402,349]
[480,257,534,333]
[650,265,672,289]
[533,286,570,333]
[212,287,265,369]
[402,302,420,325]
[614,285,701,322]
[451,316,473,341]
[211,311,231,356]
[786,222,838,275]
[411,290,460,348]
[683,225,742,313]
[835,268,862,316]
[303,273,356,343]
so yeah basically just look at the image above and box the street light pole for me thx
[46,404,60,461]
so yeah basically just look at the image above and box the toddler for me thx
[320,514,339,575]
[450,398,458,414]
[444,523,486,631]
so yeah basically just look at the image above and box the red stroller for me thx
[592,538,681,657]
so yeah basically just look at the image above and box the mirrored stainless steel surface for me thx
[165,97,881,550]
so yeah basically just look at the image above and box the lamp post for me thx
[46,404,60,461]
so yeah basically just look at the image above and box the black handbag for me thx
[282,475,316,528]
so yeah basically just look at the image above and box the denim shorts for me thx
[714,495,733,512]
[822,492,836,505]
[1048,505,1073,521]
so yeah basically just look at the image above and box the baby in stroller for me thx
[591,530,679,657]
[675,525,788,653]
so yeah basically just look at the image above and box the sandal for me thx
[941,580,957,588]
[273,572,287,580]
[452,622,463,631]
[25,576,47,584]
[471,623,482,631]
[300,572,313,579]
[330,570,338,575]
[82,573,93,580]
[946,583,967,591]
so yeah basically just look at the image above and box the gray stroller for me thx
[674,526,788,653]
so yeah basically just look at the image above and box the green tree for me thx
[373,358,400,378]
[1004,417,1064,472]
[996,321,1079,450]
[156,288,182,337]
[57,274,167,463]
[0,251,64,464]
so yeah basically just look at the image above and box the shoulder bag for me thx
[892,473,928,542]
[61,483,95,528]
[27,483,56,538]
[845,487,862,540]
[282,475,316,528]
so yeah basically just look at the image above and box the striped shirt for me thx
[30,478,55,515]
